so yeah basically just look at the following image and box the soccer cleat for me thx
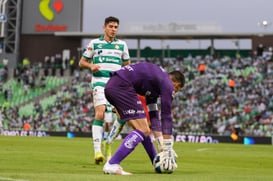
[103,161,132,175]
[94,152,105,165]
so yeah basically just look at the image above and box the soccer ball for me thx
[153,153,175,174]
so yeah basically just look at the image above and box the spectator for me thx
[69,56,76,76]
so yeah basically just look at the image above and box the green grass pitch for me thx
[0,136,272,181]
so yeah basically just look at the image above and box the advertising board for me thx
[21,0,82,34]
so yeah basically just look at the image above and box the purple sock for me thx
[141,135,157,164]
[109,129,144,164]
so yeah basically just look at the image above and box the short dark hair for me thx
[169,71,185,88]
[104,16,119,25]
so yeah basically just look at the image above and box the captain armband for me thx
[147,103,158,112]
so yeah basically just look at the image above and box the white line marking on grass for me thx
[0,177,29,181]
[197,148,210,152]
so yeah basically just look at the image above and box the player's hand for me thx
[89,64,100,72]
[161,149,178,171]
[156,138,178,171]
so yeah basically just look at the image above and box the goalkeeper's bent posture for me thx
[103,62,185,175]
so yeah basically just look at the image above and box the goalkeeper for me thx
[103,62,185,175]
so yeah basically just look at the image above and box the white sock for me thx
[92,125,103,153]
[107,120,124,144]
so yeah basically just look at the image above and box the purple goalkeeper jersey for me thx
[112,62,175,135]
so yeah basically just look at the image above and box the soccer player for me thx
[103,62,185,175]
[78,16,131,164]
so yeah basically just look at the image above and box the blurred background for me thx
[0,0,272,144]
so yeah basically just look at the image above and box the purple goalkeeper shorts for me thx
[105,75,146,121]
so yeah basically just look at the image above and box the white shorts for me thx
[105,103,115,123]
[104,111,114,123]
[93,86,114,111]
[93,86,107,107]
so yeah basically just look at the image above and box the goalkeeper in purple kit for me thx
[103,62,185,175]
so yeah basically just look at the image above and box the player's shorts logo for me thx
[39,0,64,21]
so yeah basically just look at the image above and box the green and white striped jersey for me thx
[82,36,130,89]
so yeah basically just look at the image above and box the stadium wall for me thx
[1,130,272,145]
[129,49,251,59]
[19,35,81,63]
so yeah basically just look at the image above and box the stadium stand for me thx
[0,55,273,137]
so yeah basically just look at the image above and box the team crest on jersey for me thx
[115,44,119,49]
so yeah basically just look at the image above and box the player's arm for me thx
[79,56,100,72]
[146,97,177,171]
[123,60,131,66]
[153,89,178,171]
[122,41,131,66]
[78,47,100,72]
[145,97,164,144]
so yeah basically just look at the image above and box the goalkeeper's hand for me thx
[157,138,178,171]
[161,149,178,171]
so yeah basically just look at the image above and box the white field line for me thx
[196,148,210,152]
[0,177,29,181]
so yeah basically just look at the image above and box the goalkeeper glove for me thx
[156,138,178,171]
[161,149,178,172]
[155,136,175,152]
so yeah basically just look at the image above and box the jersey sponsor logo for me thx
[98,57,103,63]
[98,57,120,64]
[98,49,121,56]
[114,51,122,56]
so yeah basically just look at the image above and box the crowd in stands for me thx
[0,53,273,137]
[165,54,273,137]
